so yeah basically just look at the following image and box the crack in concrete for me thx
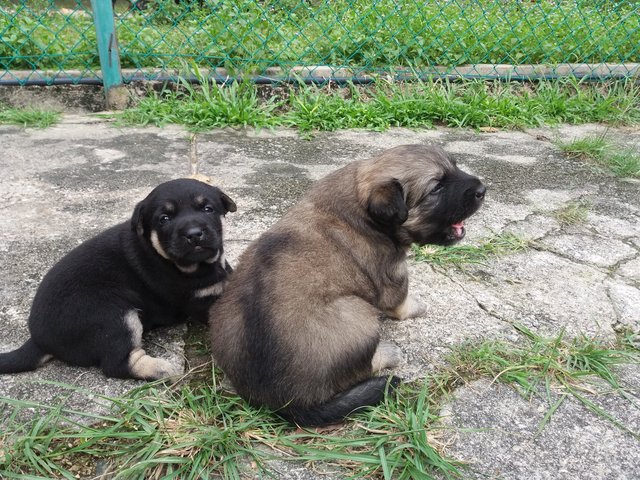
[606,286,625,333]
[434,265,516,326]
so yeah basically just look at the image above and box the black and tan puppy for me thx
[209,145,486,426]
[0,179,236,380]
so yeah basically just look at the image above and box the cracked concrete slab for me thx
[439,373,640,480]
[0,117,638,478]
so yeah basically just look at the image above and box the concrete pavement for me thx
[0,116,639,478]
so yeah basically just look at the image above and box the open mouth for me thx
[446,221,466,241]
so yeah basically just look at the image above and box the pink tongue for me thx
[451,221,465,236]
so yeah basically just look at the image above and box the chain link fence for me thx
[1,0,639,86]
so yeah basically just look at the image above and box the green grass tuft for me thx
[558,135,608,158]
[604,150,640,178]
[282,380,462,479]
[412,233,530,266]
[450,325,637,394]
[553,201,591,226]
[448,325,640,437]
[114,77,640,133]
[558,134,640,178]
[117,63,282,131]
[0,106,60,128]
[0,373,289,479]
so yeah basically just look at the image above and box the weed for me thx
[412,233,530,266]
[0,373,287,479]
[558,134,609,159]
[279,380,462,479]
[558,134,640,178]
[448,325,640,437]
[117,79,282,132]
[114,78,640,133]
[553,201,590,226]
[0,374,459,480]
[605,150,640,178]
[0,106,60,128]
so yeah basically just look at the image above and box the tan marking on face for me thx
[164,202,176,213]
[150,230,171,260]
[194,280,228,298]
[217,216,226,266]
[176,263,198,274]
[195,195,205,206]
[204,250,221,264]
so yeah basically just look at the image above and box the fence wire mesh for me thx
[1,0,639,86]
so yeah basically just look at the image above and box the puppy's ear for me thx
[367,179,408,226]
[131,202,145,235]
[220,192,237,213]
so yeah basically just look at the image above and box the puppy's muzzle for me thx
[448,182,486,241]
[184,226,205,245]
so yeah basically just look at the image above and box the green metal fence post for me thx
[90,0,127,109]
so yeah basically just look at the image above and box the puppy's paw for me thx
[371,341,403,372]
[390,295,427,321]
[219,375,237,394]
[128,349,183,380]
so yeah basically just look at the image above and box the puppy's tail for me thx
[280,375,401,427]
[0,339,49,374]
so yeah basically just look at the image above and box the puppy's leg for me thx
[388,294,427,321]
[371,341,403,372]
[101,310,182,380]
[128,348,181,380]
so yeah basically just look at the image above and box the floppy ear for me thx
[131,202,145,235]
[220,191,237,213]
[367,179,408,226]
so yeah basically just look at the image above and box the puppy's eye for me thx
[430,182,444,194]
[202,205,214,213]
[159,214,171,225]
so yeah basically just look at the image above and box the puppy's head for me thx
[359,145,485,247]
[132,179,236,271]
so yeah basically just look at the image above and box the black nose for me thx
[184,227,204,243]
[475,185,486,200]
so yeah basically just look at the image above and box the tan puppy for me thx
[210,145,486,426]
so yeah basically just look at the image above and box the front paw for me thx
[390,295,427,321]
[371,341,404,372]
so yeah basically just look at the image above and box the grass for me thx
[0,369,461,480]
[2,325,637,479]
[449,325,640,437]
[0,105,60,128]
[117,65,282,131]
[558,135,608,158]
[3,76,639,134]
[113,77,640,133]
[412,233,530,267]
[1,0,639,72]
[553,201,591,226]
[558,134,640,178]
